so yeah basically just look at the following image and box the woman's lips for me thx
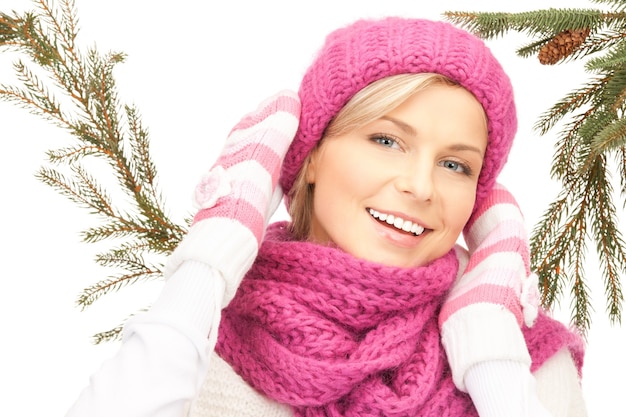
[368,208,426,236]
[367,208,430,247]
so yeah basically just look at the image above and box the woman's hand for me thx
[164,90,300,306]
[440,183,541,390]
[462,182,540,327]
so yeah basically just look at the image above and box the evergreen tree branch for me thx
[445,9,621,38]
[36,165,114,217]
[620,146,626,204]
[574,30,626,62]
[591,115,626,154]
[567,181,591,332]
[447,3,626,331]
[534,76,607,135]
[45,144,103,164]
[591,0,626,12]
[80,222,163,244]
[92,324,124,344]
[588,155,626,323]
[1,0,187,342]
[530,193,570,305]
[90,307,149,344]
[77,265,161,310]
[551,109,594,181]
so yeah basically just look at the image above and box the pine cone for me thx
[538,28,591,65]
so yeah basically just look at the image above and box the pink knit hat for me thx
[280,17,517,210]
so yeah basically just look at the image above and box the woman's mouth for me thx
[368,208,426,236]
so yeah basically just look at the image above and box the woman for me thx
[67,17,585,417]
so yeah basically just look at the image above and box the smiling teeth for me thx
[368,209,425,236]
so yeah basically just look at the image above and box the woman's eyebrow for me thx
[447,143,485,157]
[380,116,417,136]
[380,116,485,157]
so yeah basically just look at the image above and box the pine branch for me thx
[90,306,149,344]
[77,261,161,309]
[533,76,606,135]
[591,0,626,12]
[445,9,612,38]
[0,61,67,123]
[530,194,570,305]
[551,111,593,181]
[620,146,626,201]
[446,3,626,332]
[591,115,626,154]
[80,221,162,244]
[36,165,115,216]
[588,155,626,324]
[572,30,626,62]
[91,324,123,344]
[1,0,187,343]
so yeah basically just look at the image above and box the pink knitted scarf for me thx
[215,222,584,417]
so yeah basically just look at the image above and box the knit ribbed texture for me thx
[465,360,552,417]
[193,91,300,245]
[151,260,225,334]
[441,303,532,391]
[187,353,292,417]
[441,183,539,327]
[440,184,541,389]
[213,222,584,417]
[280,17,516,212]
[163,91,300,305]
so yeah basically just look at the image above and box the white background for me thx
[1,0,623,415]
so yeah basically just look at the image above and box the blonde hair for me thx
[288,73,459,240]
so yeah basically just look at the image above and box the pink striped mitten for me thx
[164,90,300,306]
[439,182,540,390]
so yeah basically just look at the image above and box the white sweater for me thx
[66,261,587,417]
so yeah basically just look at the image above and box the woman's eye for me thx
[441,160,471,175]
[372,135,400,149]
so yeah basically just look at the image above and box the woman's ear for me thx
[305,152,317,184]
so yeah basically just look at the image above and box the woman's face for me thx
[306,84,488,268]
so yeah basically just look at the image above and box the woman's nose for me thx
[394,162,434,202]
